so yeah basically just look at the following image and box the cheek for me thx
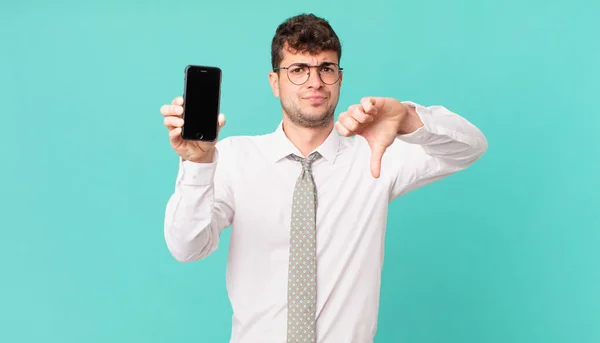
[279,85,298,101]
[328,86,340,100]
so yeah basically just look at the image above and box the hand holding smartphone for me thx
[159,65,225,163]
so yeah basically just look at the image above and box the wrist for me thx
[186,148,216,164]
[397,104,423,135]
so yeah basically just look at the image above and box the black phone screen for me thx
[182,65,221,141]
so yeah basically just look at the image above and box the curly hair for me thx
[271,13,342,71]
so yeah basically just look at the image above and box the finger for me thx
[361,97,378,115]
[349,104,374,124]
[340,112,361,133]
[169,127,182,144]
[164,116,184,129]
[369,142,386,178]
[160,104,183,117]
[172,96,183,105]
[334,120,352,136]
[218,113,226,128]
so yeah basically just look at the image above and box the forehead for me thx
[280,47,339,66]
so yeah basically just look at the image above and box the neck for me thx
[281,115,333,158]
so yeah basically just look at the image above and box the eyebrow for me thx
[290,61,336,65]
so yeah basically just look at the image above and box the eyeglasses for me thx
[273,62,343,85]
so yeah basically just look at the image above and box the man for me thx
[160,13,487,343]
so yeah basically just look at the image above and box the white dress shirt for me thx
[163,101,488,343]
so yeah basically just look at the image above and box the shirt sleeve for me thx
[386,101,488,200]
[163,138,235,262]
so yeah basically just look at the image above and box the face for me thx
[268,47,343,129]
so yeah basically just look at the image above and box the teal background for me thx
[1,0,599,342]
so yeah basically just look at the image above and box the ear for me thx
[268,71,280,97]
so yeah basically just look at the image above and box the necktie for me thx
[287,151,320,343]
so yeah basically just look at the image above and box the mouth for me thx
[302,95,328,104]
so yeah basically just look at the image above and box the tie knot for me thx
[292,152,320,171]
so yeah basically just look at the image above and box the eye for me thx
[319,63,337,73]
[289,66,306,74]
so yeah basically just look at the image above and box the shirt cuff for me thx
[176,150,218,186]
[396,101,436,144]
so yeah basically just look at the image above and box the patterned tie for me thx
[287,151,320,343]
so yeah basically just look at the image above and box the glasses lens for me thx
[287,65,309,85]
[319,64,339,84]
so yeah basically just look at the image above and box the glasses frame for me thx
[273,62,343,85]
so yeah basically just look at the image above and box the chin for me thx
[303,106,331,118]
[281,99,335,128]
[298,110,333,128]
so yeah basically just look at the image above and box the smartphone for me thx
[181,65,222,141]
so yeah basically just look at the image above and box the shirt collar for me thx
[269,121,340,165]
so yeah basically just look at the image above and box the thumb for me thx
[218,113,226,128]
[368,142,386,178]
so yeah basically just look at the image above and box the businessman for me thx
[160,13,487,343]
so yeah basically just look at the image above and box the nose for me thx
[306,68,323,88]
